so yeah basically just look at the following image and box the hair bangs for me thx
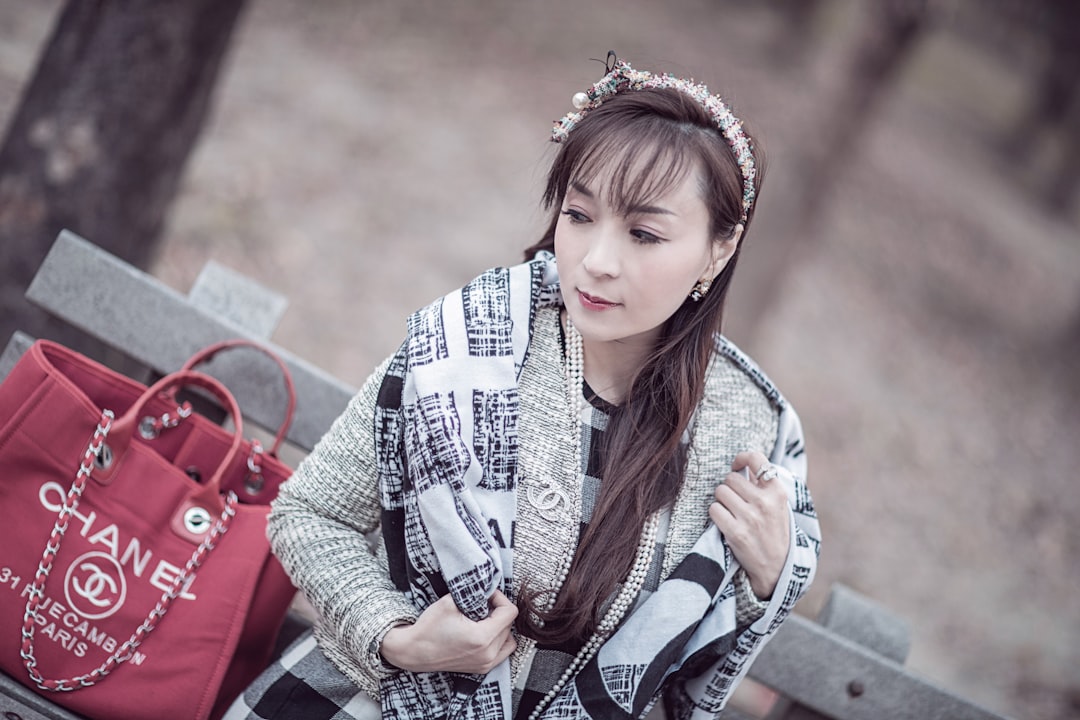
[568,119,698,217]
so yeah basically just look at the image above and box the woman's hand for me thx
[379,589,518,674]
[709,451,791,599]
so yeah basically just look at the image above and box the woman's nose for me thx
[582,228,620,278]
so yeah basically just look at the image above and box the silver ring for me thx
[755,464,778,482]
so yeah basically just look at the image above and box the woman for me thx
[228,56,820,720]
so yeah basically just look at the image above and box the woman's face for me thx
[554,161,736,355]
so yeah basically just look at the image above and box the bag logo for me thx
[37,481,198,604]
[64,551,127,620]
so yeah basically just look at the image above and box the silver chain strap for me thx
[19,409,239,692]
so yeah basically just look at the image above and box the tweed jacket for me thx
[266,304,817,712]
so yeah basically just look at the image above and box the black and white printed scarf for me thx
[375,253,818,719]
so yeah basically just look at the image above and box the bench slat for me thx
[24,231,355,452]
[0,331,35,381]
[748,614,1008,720]
[188,259,288,338]
[0,672,84,719]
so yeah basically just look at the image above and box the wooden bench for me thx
[0,231,1012,720]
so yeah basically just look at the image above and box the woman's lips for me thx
[578,290,619,311]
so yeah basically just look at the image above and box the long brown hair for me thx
[517,88,765,645]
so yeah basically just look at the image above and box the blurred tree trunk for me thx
[735,0,931,344]
[1038,1,1080,214]
[1000,0,1080,213]
[1049,103,1080,213]
[0,0,247,356]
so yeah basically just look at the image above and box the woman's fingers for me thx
[489,589,517,615]
[716,466,777,508]
[493,616,518,666]
[487,590,518,631]
[381,590,518,674]
[712,451,793,600]
[474,590,518,668]
[732,451,776,487]
[731,450,766,473]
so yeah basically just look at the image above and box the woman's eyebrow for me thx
[626,202,674,216]
[569,180,595,198]
[570,181,674,216]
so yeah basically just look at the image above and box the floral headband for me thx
[552,53,757,223]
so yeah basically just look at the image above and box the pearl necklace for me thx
[527,318,660,720]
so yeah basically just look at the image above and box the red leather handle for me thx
[178,339,296,456]
[106,370,245,495]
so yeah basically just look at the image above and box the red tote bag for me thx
[0,340,297,720]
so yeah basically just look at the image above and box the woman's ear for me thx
[706,223,744,280]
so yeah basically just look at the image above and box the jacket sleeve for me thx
[664,402,821,719]
[267,351,418,698]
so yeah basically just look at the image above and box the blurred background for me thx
[1,1,1078,718]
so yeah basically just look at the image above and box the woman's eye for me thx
[561,209,589,224]
[631,229,663,245]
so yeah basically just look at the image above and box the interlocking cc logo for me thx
[526,479,568,522]
[64,551,127,620]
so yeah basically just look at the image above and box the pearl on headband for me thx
[552,56,757,224]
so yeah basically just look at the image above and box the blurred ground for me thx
[2,1,1079,718]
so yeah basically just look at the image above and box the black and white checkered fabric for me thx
[375,256,559,718]
[222,633,380,720]
[225,383,673,720]
[372,254,819,719]
[512,383,674,718]
[223,382,667,720]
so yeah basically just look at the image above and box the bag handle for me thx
[96,370,246,494]
[20,409,240,692]
[178,339,297,457]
